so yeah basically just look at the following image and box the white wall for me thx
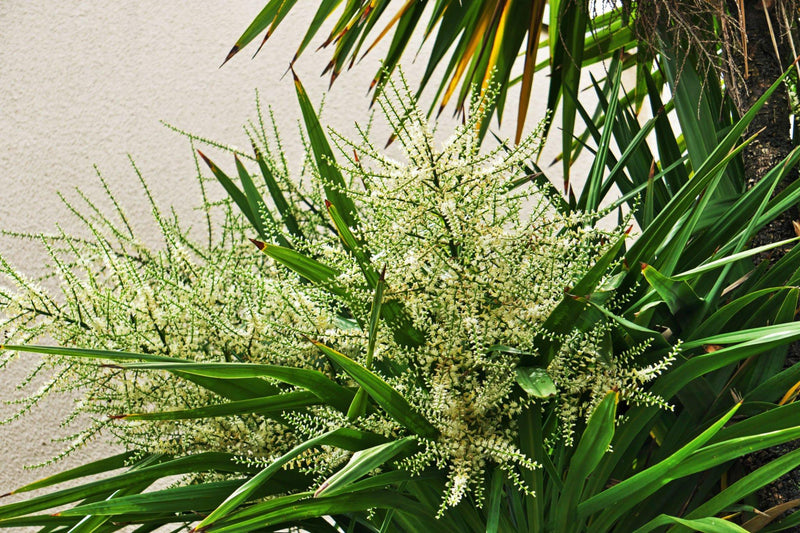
[0,1,595,498]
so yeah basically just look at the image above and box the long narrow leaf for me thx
[312,340,438,438]
[677,447,800,528]
[293,73,358,228]
[4,451,137,496]
[119,390,319,421]
[57,481,244,517]
[222,0,285,64]
[251,239,348,298]
[114,361,352,413]
[0,454,253,520]
[580,403,740,523]
[348,267,386,420]
[314,437,415,497]
[555,391,617,532]
[1,344,275,401]
[634,515,748,533]
[194,428,382,530]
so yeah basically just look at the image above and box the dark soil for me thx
[733,0,797,260]
[728,0,800,528]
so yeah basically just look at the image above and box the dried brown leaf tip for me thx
[256,31,271,53]
[792,219,800,238]
[196,150,215,171]
[704,344,723,353]
[221,45,240,67]
[300,333,319,346]
[249,238,266,251]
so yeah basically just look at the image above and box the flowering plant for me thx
[4,68,800,532]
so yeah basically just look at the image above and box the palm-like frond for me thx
[225,0,561,144]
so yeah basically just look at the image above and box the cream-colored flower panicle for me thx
[0,74,672,509]
[299,74,669,506]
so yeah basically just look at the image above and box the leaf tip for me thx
[302,333,321,347]
[196,149,214,169]
[220,45,240,68]
[249,238,266,251]
[261,30,272,46]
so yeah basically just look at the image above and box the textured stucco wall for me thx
[0,1,599,505]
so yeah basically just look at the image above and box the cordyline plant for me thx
[4,66,800,531]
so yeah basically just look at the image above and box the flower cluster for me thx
[0,78,673,507]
